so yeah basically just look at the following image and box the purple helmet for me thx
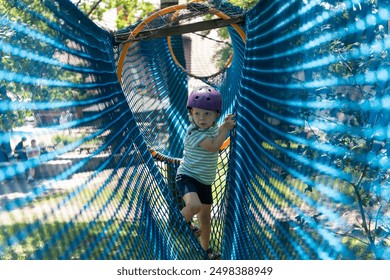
[187,86,222,112]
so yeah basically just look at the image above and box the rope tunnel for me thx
[0,0,389,260]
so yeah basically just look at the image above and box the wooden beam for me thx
[115,16,245,43]
[160,0,179,9]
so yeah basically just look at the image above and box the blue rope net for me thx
[1,0,389,260]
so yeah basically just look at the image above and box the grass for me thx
[0,221,139,260]
[0,166,209,260]
[0,218,212,260]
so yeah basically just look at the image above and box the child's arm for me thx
[199,114,236,152]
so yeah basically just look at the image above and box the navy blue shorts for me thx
[175,174,213,205]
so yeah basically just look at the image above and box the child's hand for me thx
[222,114,236,130]
[201,114,236,152]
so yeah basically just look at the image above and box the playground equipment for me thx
[0,0,389,260]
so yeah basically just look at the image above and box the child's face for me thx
[190,108,219,129]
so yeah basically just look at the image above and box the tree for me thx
[73,0,156,29]
[201,0,257,70]
[289,0,390,259]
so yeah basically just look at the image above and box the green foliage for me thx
[52,133,81,146]
[74,0,155,29]
[0,0,90,129]
[285,0,390,259]
[228,0,258,10]
[52,133,103,147]
[115,0,155,29]
[210,0,257,71]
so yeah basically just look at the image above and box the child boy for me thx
[176,86,235,259]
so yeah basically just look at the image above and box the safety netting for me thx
[0,0,389,260]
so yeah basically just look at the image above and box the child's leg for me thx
[197,204,212,250]
[181,192,202,222]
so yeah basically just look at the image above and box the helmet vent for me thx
[207,97,211,101]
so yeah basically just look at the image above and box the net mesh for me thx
[1,0,389,260]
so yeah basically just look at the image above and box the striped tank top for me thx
[177,123,219,185]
